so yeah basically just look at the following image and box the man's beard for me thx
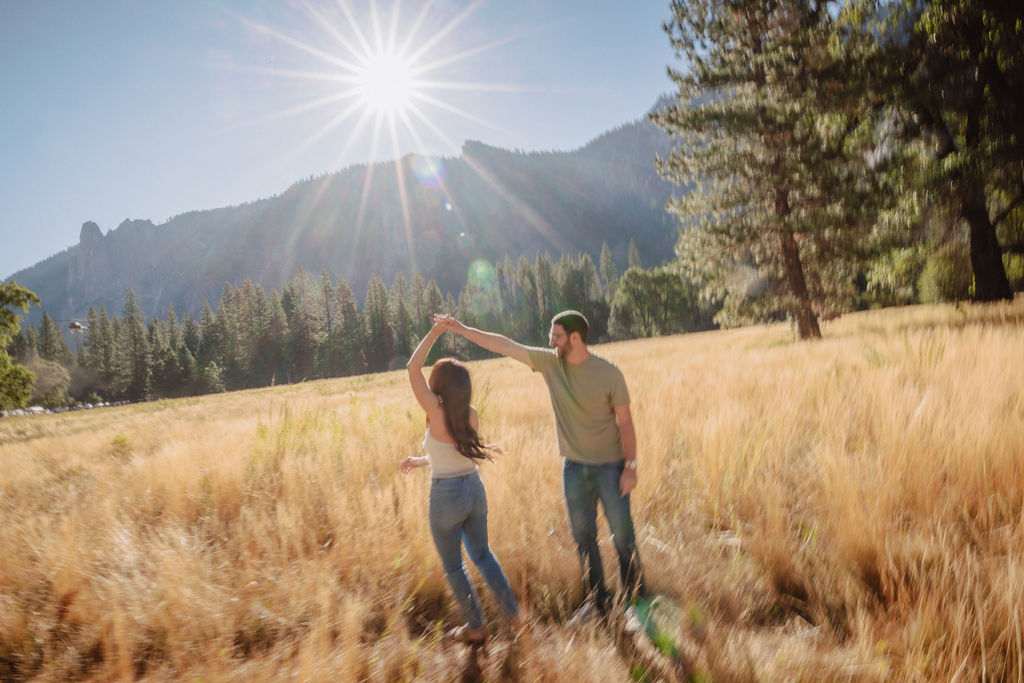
[555,340,570,358]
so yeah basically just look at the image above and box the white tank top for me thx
[423,430,478,478]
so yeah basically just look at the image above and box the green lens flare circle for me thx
[467,259,496,290]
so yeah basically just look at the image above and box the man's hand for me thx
[619,467,637,497]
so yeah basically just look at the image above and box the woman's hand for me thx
[399,456,428,474]
[432,314,465,335]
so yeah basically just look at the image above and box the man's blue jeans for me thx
[563,459,647,607]
[428,472,520,629]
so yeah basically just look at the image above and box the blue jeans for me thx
[428,472,520,629]
[563,459,647,606]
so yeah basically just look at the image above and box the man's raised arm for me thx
[433,314,532,367]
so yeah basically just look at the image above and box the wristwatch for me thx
[623,459,637,471]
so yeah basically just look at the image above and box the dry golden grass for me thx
[2,298,1023,681]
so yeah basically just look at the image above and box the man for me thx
[434,310,647,620]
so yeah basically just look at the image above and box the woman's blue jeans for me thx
[562,459,647,607]
[428,472,520,629]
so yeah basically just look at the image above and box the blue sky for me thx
[0,0,677,279]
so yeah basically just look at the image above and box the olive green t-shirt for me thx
[527,347,630,464]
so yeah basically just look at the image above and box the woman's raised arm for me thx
[406,323,445,412]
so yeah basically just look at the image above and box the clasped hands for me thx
[431,313,463,333]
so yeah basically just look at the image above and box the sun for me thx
[354,50,419,116]
[237,1,533,277]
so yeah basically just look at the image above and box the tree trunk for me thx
[957,40,1012,303]
[775,188,822,340]
[780,231,822,339]
[961,191,1013,302]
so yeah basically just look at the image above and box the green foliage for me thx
[0,356,35,410]
[25,356,72,408]
[865,246,928,307]
[0,281,40,409]
[874,0,1023,301]
[918,242,973,303]
[1004,254,1024,292]
[609,268,701,340]
[198,360,226,394]
[0,281,39,340]
[40,247,709,402]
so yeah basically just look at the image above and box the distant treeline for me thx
[8,243,717,408]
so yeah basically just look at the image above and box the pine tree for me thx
[267,290,289,385]
[281,270,324,381]
[165,304,180,350]
[327,277,366,376]
[216,283,246,389]
[177,344,198,394]
[534,252,557,319]
[84,304,116,396]
[38,312,74,366]
[22,326,39,360]
[197,299,221,369]
[514,256,542,342]
[242,280,274,386]
[628,239,643,270]
[115,289,151,401]
[410,270,430,337]
[181,313,201,358]
[424,280,444,326]
[390,271,413,359]
[654,0,880,338]
[148,316,178,398]
[600,241,620,302]
[363,275,394,372]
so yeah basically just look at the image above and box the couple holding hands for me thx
[401,310,647,646]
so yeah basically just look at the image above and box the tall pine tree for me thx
[115,289,151,401]
[655,0,880,338]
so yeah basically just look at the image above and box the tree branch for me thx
[993,171,1024,227]
[993,192,1024,228]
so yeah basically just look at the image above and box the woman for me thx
[400,323,523,646]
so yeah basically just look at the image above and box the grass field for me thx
[2,298,1023,681]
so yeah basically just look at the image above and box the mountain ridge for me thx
[10,112,680,326]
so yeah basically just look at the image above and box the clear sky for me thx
[0,0,677,279]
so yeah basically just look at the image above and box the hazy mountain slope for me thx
[11,115,679,324]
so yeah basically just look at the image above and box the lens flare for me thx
[411,154,446,188]
[467,259,496,290]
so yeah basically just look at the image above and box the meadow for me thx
[2,299,1023,681]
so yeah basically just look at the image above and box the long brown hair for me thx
[428,358,493,462]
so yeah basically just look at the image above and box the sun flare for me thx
[354,50,419,116]
[239,1,528,278]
